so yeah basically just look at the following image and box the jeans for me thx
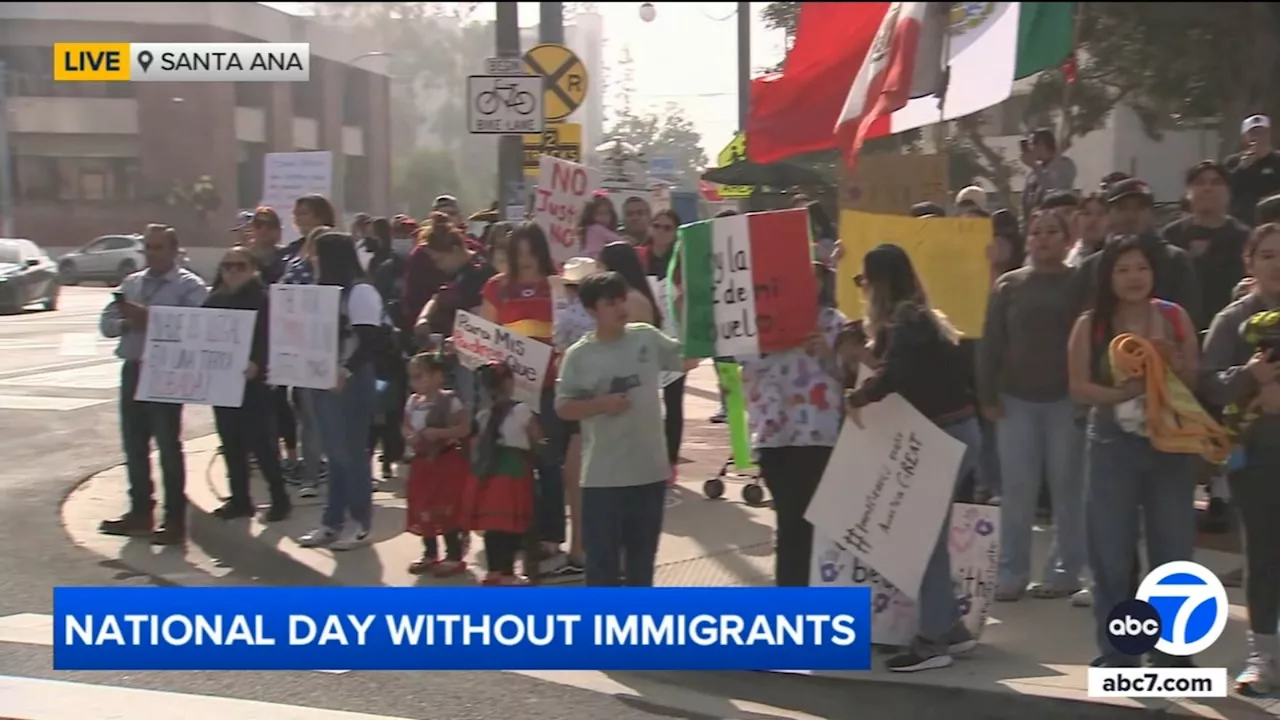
[1228,444,1280,635]
[1086,429,1197,664]
[295,387,323,484]
[310,363,378,531]
[995,395,1085,591]
[215,381,287,508]
[581,481,667,586]
[662,375,685,466]
[119,361,186,523]
[916,417,981,651]
[758,445,831,587]
[535,387,566,544]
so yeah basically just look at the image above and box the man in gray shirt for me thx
[98,224,208,544]
[1021,129,1078,221]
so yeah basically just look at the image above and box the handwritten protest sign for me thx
[267,284,341,390]
[648,276,682,388]
[535,155,598,267]
[135,307,258,407]
[811,503,999,646]
[451,310,552,407]
[260,152,332,233]
[804,393,966,600]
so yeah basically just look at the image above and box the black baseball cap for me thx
[909,202,946,218]
[1041,190,1080,211]
[1105,178,1154,205]
[1185,160,1228,186]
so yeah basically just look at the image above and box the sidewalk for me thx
[61,364,1276,718]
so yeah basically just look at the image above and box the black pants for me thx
[215,381,288,509]
[120,361,186,524]
[1230,447,1280,634]
[485,531,523,574]
[368,366,407,464]
[758,445,831,587]
[425,531,464,562]
[582,482,667,586]
[662,375,685,466]
[275,386,297,452]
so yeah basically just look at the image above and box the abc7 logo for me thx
[1106,561,1228,657]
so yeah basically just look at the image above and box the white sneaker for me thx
[1071,588,1093,607]
[331,527,371,551]
[299,526,339,548]
[1237,633,1277,694]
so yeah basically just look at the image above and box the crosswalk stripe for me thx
[0,675,411,720]
[0,614,349,675]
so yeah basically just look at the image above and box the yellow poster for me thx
[837,210,992,338]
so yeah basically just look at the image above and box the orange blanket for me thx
[1108,333,1231,464]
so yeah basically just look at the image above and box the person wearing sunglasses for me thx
[645,209,686,480]
[204,245,291,523]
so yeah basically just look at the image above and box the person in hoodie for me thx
[1072,178,1201,323]
[204,245,291,522]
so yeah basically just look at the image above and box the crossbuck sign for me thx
[467,75,544,135]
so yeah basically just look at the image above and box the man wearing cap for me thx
[1072,177,1200,323]
[1161,161,1249,332]
[230,211,255,244]
[244,207,287,284]
[955,185,987,215]
[1226,115,1280,225]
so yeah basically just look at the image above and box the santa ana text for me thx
[63,612,858,648]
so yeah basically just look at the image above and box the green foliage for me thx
[604,51,708,190]
[394,147,462,219]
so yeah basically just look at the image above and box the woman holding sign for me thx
[297,232,385,551]
[206,246,291,522]
[845,244,981,673]
[480,223,580,577]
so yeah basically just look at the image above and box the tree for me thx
[761,0,800,70]
[395,147,462,218]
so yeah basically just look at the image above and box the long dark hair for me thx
[598,240,662,327]
[862,243,958,342]
[1088,234,1159,343]
[507,222,556,281]
[578,195,619,249]
[370,217,392,251]
[990,208,1026,272]
[313,231,367,288]
[295,194,336,228]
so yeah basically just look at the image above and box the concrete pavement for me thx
[56,360,1279,718]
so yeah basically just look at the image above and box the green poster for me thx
[715,361,755,472]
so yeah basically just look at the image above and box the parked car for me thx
[57,234,192,285]
[0,238,59,312]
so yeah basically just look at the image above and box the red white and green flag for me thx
[677,208,818,359]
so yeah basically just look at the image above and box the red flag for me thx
[745,2,890,165]
[1061,53,1078,85]
[835,2,947,171]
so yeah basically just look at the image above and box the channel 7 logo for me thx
[1106,561,1229,656]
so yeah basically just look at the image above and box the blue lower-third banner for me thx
[53,587,872,671]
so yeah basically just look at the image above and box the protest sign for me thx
[810,503,999,646]
[804,393,966,600]
[648,276,682,388]
[679,208,817,358]
[260,152,332,233]
[135,307,258,407]
[837,211,990,337]
[451,310,552,407]
[535,155,598,267]
[267,284,341,390]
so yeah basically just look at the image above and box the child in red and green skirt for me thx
[402,352,472,577]
[460,362,540,586]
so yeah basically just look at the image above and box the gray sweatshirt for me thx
[977,266,1081,406]
[1200,293,1280,450]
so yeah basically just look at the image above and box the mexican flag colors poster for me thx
[678,208,818,359]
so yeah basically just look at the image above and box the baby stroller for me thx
[702,456,770,508]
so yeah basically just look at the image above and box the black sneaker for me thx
[98,511,153,538]
[212,502,255,520]
[709,410,728,424]
[262,501,292,522]
[886,647,953,672]
[151,524,186,546]
[1198,497,1230,534]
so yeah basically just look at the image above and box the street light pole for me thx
[736,1,750,133]
[496,2,523,217]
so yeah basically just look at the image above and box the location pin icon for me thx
[138,51,153,73]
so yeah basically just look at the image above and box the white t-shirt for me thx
[476,402,534,450]
[345,283,383,326]
[405,393,463,433]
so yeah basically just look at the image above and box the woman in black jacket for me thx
[205,245,291,522]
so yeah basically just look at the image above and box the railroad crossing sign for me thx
[467,75,544,135]
[523,122,583,171]
[715,133,753,198]
[523,43,588,123]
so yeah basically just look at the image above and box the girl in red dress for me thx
[402,352,472,577]
[459,362,540,586]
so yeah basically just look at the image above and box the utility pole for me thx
[495,2,523,217]
[0,61,12,237]
[540,2,565,44]
[736,2,750,132]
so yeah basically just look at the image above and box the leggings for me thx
[662,375,685,466]
[757,445,832,587]
[424,531,464,562]
[275,386,297,452]
[485,531,523,574]
[1230,449,1280,634]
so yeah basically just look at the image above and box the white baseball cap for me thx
[954,185,987,210]
[561,257,599,285]
[1241,115,1271,134]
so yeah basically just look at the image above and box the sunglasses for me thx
[650,222,675,232]
[220,260,251,272]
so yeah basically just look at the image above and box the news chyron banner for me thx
[53,587,873,671]
[53,43,309,83]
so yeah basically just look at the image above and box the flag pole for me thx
[1059,2,1083,147]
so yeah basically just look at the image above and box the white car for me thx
[57,234,192,286]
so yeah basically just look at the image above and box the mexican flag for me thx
[677,208,818,359]
[839,2,1075,167]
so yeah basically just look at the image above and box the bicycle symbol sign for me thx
[466,75,544,135]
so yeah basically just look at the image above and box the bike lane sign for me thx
[467,75,544,135]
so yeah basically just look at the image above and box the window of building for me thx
[344,155,369,212]
[235,82,270,108]
[15,156,139,202]
[292,75,322,119]
[237,141,266,209]
[343,69,369,126]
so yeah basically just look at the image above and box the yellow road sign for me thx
[523,44,588,122]
[523,122,583,170]
[716,133,752,199]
